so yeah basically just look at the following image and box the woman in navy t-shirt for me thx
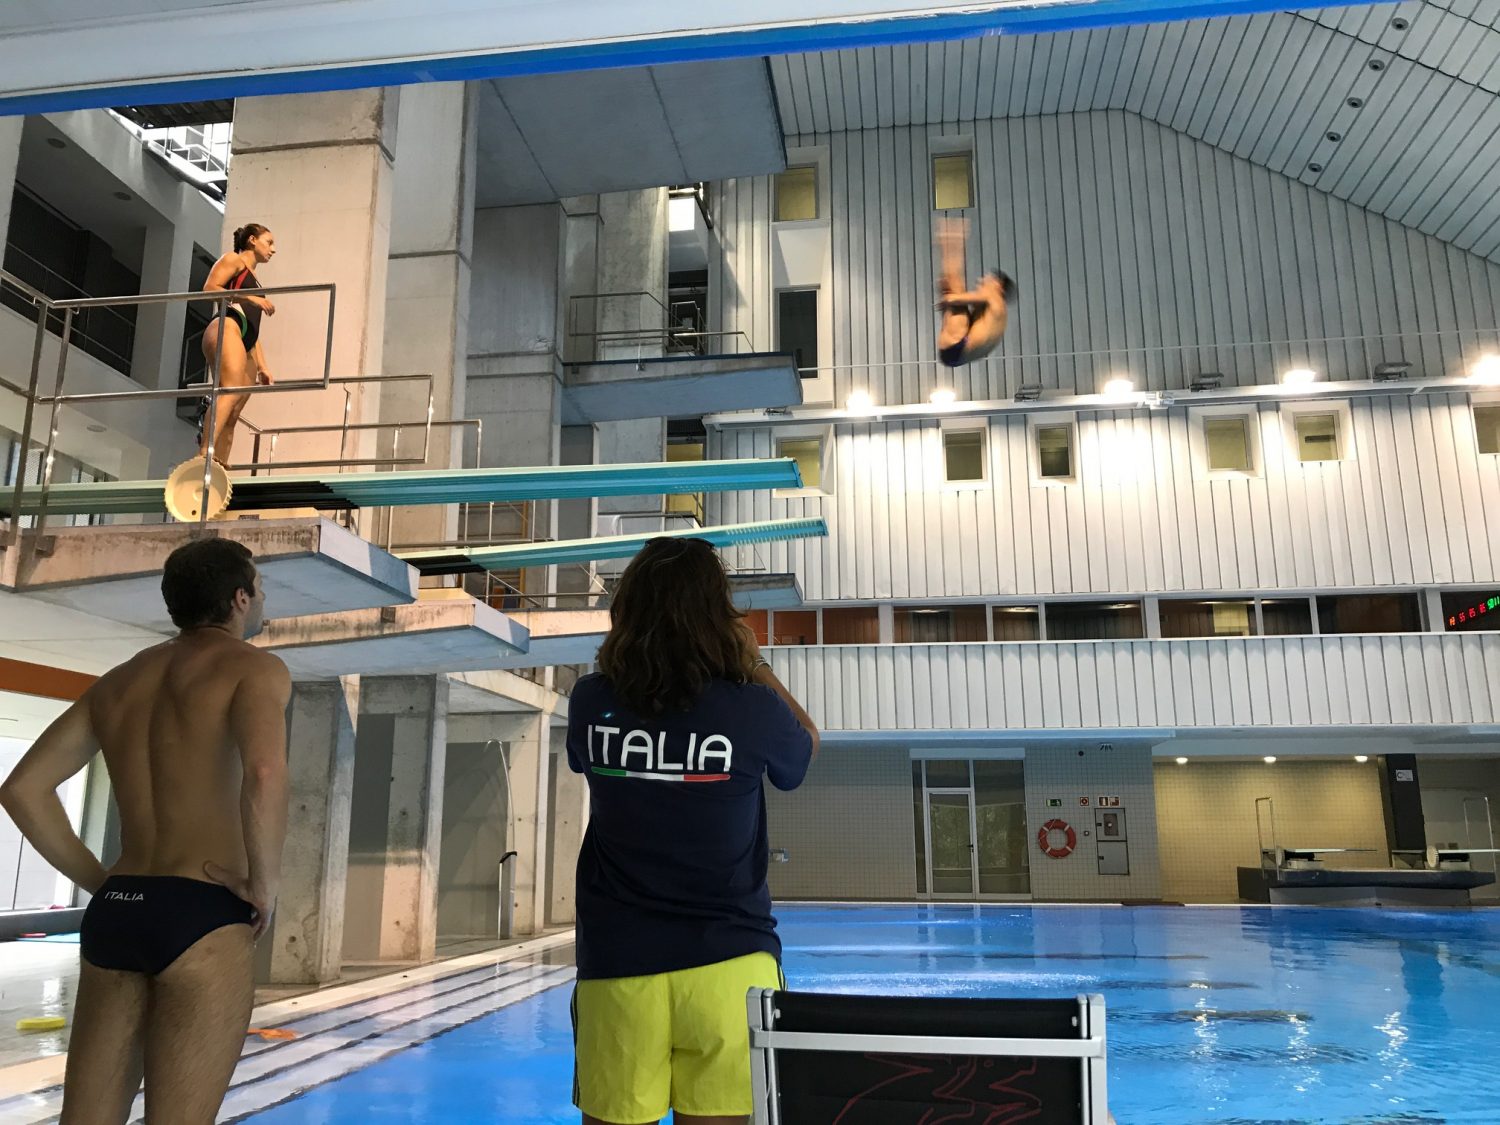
[566,536,819,1125]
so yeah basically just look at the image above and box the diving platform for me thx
[401,517,828,575]
[562,352,801,424]
[255,590,528,680]
[1,458,803,518]
[7,518,417,634]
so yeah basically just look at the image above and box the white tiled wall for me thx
[764,746,918,901]
[1023,746,1162,902]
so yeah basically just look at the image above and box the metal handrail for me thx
[2,270,338,550]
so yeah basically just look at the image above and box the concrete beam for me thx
[256,592,527,680]
[10,518,417,634]
[562,352,802,425]
[731,573,804,609]
[447,670,567,723]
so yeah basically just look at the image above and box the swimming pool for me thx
[245,904,1500,1124]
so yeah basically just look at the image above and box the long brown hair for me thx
[596,537,751,716]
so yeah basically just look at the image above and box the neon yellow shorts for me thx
[573,951,783,1123]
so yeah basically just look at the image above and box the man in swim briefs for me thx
[936,217,1016,368]
[0,538,291,1124]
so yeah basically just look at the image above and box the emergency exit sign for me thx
[1047,798,1062,808]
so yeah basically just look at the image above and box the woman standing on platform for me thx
[198,223,276,466]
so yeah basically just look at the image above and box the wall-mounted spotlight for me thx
[1372,361,1412,383]
[1014,383,1044,402]
[1189,373,1224,392]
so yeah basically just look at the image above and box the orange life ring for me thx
[1037,819,1077,859]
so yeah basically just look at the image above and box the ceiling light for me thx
[1190,373,1223,392]
[930,388,957,406]
[1102,376,1135,400]
[1175,756,1189,765]
[46,137,66,150]
[1470,355,1500,386]
[1354,755,1369,763]
[113,190,133,202]
[86,423,106,433]
[846,390,876,415]
[1282,368,1316,388]
[1263,755,1277,764]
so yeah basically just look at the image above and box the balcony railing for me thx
[766,633,1500,734]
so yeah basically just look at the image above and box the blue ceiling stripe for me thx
[0,0,1395,118]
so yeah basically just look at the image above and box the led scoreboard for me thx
[1447,593,1500,630]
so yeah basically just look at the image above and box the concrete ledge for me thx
[731,572,804,609]
[562,352,801,423]
[256,594,528,680]
[449,668,568,719]
[11,519,418,634]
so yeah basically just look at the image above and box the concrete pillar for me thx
[131,188,195,390]
[0,116,21,256]
[381,81,477,552]
[594,189,670,541]
[351,676,449,964]
[487,708,558,935]
[224,89,398,471]
[261,678,359,986]
[547,750,589,926]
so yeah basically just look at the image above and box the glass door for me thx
[926,789,977,896]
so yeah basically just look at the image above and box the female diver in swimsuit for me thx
[199,223,276,465]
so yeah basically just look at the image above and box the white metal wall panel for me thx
[711,111,1500,408]
[711,393,1500,600]
[770,6,1500,262]
[766,634,1500,732]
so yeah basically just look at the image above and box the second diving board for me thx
[401,518,828,575]
[1,458,803,518]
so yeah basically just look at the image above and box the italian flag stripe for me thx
[591,767,730,783]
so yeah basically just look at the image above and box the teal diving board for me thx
[1,458,803,517]
[400,518,829,575]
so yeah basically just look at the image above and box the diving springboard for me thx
[401,518,828,575]
[0,458,802,518]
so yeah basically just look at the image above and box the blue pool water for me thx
[248,905,1500,1123]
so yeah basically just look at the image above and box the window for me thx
[1046,601,1144,641]
[933,152,973,210]
[1294,412,1341,463]
[1160,599,1256,638]
[1316,594,1422,635]
[1260,599,1314,636]
[776,289,819,376]
[769,610,818,646]
[943,429,985,483]
[895,606,988,643]
[1035,424,1074,480]
[1205,415,1254,473]
[992,606,1041,641]
[774,165,818,222]
[1477,405,1500,455]
[776,436,823,492]
[742,610,770,646]
[823,606,880,644]
[665,441,704,520]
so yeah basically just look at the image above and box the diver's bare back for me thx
[88,631,280,881]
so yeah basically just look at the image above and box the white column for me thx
[361,675,449,963]
[262,678,360,986]
[224,89,398,472]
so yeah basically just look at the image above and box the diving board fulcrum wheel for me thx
[165,457,233,522]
